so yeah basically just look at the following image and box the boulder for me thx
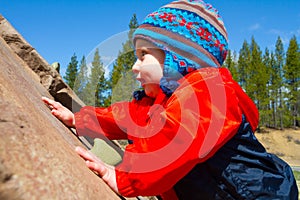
[0,15,84,113]
[0,15,121,199]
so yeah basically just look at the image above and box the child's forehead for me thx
[135,39,159,50]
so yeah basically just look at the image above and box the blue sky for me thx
[1,0,300,76]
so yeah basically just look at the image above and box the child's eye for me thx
[141,50,147,57]
[135,49,148,60]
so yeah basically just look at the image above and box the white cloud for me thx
[268,29,283,36]
[294,28,300,37]
[281,37,290,47]
[267,28,300,45]
[248,23,261,31]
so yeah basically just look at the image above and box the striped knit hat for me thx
[133,0,228,96]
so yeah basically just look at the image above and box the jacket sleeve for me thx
[74,101,132,140]
[115,69,244,197]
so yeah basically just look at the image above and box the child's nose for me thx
[132,60,141,74]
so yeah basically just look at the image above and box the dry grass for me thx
[255,127,300,166]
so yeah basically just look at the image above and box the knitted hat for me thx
[133,0,228,96]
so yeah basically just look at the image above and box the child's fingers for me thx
[51,109,60,118]
[42,96,62,110]
[42,97,54,110]
[75,146,101,163]
[42,96,53,105]
[42,97,56,108]
[85,160,107,178]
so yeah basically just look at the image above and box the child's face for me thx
[133,39,165,98]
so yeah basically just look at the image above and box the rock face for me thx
[0,14,120,199]
[0,15,84,113]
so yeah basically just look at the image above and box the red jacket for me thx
[74,67,259,199]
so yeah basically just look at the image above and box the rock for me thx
[0,13,94,148]
[0,15,121,199]
[90,138,123,166]
[51,62,60,73]
[0,14,83,113]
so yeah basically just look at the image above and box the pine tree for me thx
[273,37,285,129]
[224,50,238,81]
[262,48,273,127]
[284,36,300,128]
[85,48,107,106]
[249,37,268,128]
[64,53,78,89]
[267,51,277,128]
[109,14,139,104]
[73,56,88,102]
[237,40,251,91]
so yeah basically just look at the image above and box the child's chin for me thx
[144,89,152,97]
[144,84,160,98]
[144,90,156,98]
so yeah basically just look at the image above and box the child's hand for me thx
[75,146,119,194]
[42,97,76,128]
